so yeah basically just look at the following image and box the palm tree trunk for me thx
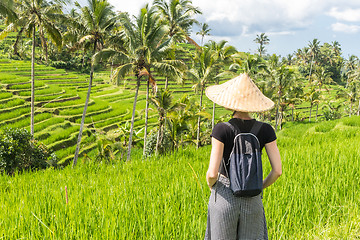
[275,96,280,131]
[73,51,95,167]
[357,99,360,116]
[165,77,168,90]
[143,79,149,156]
[110,60,113,79]
[212,102,215,130]
[30,27,35,136]
[127,77,141,161]
[309,54,314,82]
[197,88,204,149]
[155,122,162,156]
[275,105,279,131]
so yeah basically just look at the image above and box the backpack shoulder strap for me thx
[250,121,263,136]
[224,121,240,135]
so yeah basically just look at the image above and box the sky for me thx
[75,0,360,59]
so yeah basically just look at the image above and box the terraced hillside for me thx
[0,54,349,164]
[0,57,225,164]
[0,59,149,164]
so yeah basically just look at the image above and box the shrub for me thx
[144,130,173,158]
[322,103,341,121]
[0,128,57,175]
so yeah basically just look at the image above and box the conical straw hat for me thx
[205,73,274,112]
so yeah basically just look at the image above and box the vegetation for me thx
[1,117,360,238]
[0,128,57,175]
[1,0,360,238]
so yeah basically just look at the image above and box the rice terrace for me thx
[0,0,360,239]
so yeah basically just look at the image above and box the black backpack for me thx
[223,121,263,197]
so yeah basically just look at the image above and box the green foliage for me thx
[1,117,360,238]
[144,129,173,157]
[322,102,341,121]
[0,128,57,175]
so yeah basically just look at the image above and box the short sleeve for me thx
[210,122,229,144]
[262,123,277,144]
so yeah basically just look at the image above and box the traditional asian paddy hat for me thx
[205,73,274,112]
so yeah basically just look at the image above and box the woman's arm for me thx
[206,137,224,189]
[263,140,282,189]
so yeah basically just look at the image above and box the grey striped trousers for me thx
[204,175,268,240]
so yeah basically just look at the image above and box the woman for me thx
[204,73,282,240]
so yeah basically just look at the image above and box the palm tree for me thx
[345,55,359,87]
[337,81,359,117]
[154,0,202,48]
[166,94,193,149]
[150,88,178,155]
[229,53,265,78]
[0,0,64,136]
[205,40,237,129]
[0,0,16,21]
[187,46,220,148]
[305,84,320,122]
[307,38,320,82]
[196,22,211,46]
[71,0,117,166]
[312,66,333,120]
[261,54,295,130]
[254,33,269,57]
[95,6,183,160]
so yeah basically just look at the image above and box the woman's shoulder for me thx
[256,120,277,142]
[256,120,274,129]
[213,121,233,132]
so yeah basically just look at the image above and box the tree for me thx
[150,88,179,155]
[205,40,237,129]
[312,66,333,120]
[196,22,211,46]
[0,0,16,21]
[261,54,296,129]
[307,38,320,82]
[0,0,64,136]
[154,0,202,48]
[71,0,117,166]
[187,46,220,148]
[304,84,320,122]
[229,53,265,78]
[95,6,183,160]
[338,67,360,116]
[254,33,269,57]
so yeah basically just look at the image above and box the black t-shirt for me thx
[210,118,277,176]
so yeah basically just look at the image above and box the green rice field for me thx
[1,116,359,239]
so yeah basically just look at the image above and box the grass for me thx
[0,98,25,108]
[0,106,30,123]
[1,117,360,239]
[8,82,45,90]
[0,91,13,100]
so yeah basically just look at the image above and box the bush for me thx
[322,103,341,121]
[144,129,173,158]
[0,128,57,175]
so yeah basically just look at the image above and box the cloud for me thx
[327,8,360,22]
[108,0,151,17]
[191,0,328,37]
[331,22,360,33]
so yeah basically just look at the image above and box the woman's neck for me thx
[233,111,253,120]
